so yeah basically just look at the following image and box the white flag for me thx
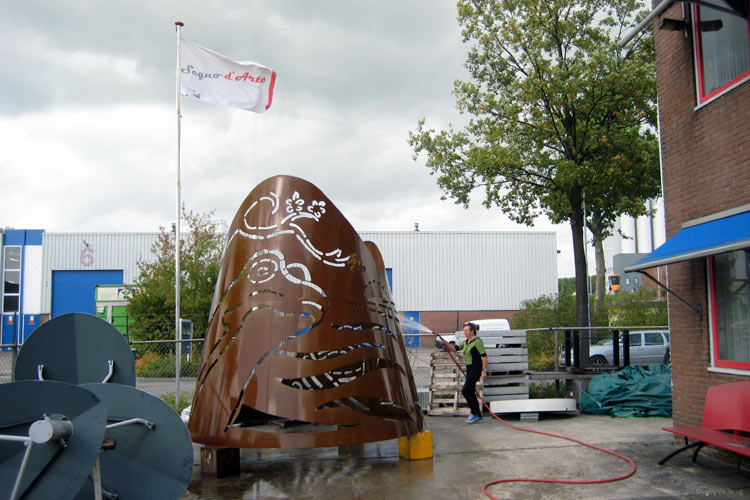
[179,38,276,113]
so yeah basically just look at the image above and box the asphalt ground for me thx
[180,412,750,500]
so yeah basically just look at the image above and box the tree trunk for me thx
[592,231,606,323]
[569,194,590,329]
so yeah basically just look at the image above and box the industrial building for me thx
[1,228,557,345]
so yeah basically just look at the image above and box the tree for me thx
[512,293,576,330]
[607,288,668,327]
[409,0,659,327]
[127,209,224,340]
[512,288,667,370]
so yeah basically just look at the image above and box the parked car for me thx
[434,319,510,350]
[587,330,670,367]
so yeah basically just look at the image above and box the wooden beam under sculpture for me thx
[188,175,424,448]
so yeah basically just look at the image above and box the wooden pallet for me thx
[428,331,531,412]
[428,351,484,416]
[482,331,530,402]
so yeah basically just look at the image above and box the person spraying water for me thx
[400,317,637,498]
[440,322,488,423]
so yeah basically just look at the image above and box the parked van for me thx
[435,318,511,349]
[557,329,670,367]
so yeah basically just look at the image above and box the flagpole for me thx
[174,21,184,407]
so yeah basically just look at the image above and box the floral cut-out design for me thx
[189,175,423,449]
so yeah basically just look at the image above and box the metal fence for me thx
[524,326,670,372]
[0,327,666,403]
[0,336,435,403]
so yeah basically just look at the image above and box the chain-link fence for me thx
[1,328,667,406]
[525,326,670,372]
[0,340,206,405]
[128,335,436,401]
[0,336,434,405]
[0,348,14,385]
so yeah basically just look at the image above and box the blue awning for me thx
[625,210,750,272]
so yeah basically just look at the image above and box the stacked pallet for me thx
[482,330,529,402]
[427,351,482,416]
[427,330,529,415]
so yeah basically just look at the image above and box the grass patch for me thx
[162,391,193,413]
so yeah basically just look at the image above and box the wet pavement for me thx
[180,413,750,500]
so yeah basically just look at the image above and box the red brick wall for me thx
[654,3,750,427]
[418,310,517,334]
[399,310,517,347]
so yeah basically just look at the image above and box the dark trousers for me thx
[461,365,482,417]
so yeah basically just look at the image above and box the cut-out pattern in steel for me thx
[188,175,424,448]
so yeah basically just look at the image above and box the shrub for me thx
[529,381,561,399]
[135,351,171,377]
[135,351,200,378]
[162,391,193,413]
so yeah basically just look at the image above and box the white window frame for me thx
[2,245,22,314]
[708,251,750,372]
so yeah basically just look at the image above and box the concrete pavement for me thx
[181,412,750,499]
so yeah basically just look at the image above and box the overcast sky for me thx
[1,0,584,276]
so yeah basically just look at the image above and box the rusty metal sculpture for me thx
[188,175,424,448]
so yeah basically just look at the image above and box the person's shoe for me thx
[465,414,480,423]
[475,416,484,423]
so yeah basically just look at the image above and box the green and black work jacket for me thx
[456,336,487,371]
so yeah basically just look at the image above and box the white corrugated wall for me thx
[360,231,557,311]
[41,232,159,311]
[39,231,556,314]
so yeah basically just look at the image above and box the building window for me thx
[3,246,22,313]
[710,250,750,370]
[693,3,750,104]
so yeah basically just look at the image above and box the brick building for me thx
[626,1,750,428]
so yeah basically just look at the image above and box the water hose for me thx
[429,330,636,500]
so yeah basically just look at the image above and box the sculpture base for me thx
[398,431,433,460]
[201,446,240,477]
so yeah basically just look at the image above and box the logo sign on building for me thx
[80,240,94,267]
[96,286,137,303]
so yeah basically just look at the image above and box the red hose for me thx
[431,332,636,499]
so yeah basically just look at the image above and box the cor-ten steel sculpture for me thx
[188,175,424,448]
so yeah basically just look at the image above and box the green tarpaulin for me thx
[580,364,672,418]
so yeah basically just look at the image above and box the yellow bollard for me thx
[398,431,433,460]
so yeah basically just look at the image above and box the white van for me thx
[470,319,511,332]
[435,318,510,349]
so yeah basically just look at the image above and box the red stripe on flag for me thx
[266,71,277,110]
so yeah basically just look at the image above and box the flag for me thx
[179,38,276,113]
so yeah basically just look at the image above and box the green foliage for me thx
[127,209,224,340]
[409,0,660,327]
[528,340,558,371]
[515,288,667,330]
[513,294,576,329]
[558,277,576,296]
[607,288,668,326]
[529,381,563,399]
[517,288,667,370]
[162,391,194,413]
[514,294,575,370]
[135,350,201,378]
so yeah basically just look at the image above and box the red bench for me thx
[659,381,750,465]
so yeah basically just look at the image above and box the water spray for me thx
[402,318,636,500]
